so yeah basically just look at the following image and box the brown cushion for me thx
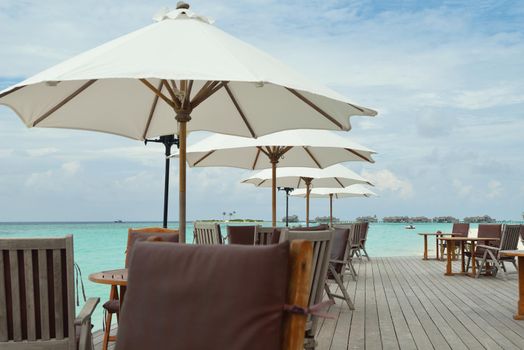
[328,228,349,277]
[452,223,469,237]
[270,228,282,244]
[126,231,179,267]
[227,225,256,245]
[103,299,120,313]
[116,241,290,350]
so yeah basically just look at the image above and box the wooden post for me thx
[516,256,524,320]
[177,120,187,243]
[329,194,333,227]
[304,178,312,227]
[271,159,278,228]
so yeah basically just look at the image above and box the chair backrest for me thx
[193,222,222,245]
[498,225,521,252]
[0,236,76,350]
[329,228,350,275]
[520,225,524,242]
[256,227,281,245]
[291,224,329,232]
[358,222,369,243]
[227,225,258,245]
[116,240,313,350]
[477,224,502,246]
[126,227,179,267]
[279,229,334,336]
[451,223,470,237]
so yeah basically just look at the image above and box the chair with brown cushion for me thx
[465,224,502,272]
[115,240,313,350]
[279,229,334,349]
[324,227,355,310]
[193,221,223,245]
[475,224,521,278]
[334,224,359,278]
[102,227,179,350]
[227,225,258,245]
[358,222,370,261]
[439,223,470,258]
[0,235,99,350]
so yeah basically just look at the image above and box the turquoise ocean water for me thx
[0,221,521,330]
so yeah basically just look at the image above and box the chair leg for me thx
[465,256,470,272]
[347,260,357,280]
[361,247,370,261]
[102,311,112,350]
[324,282,335,303]
[329,265,355,310]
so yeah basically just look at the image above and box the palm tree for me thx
[222,211,226,221]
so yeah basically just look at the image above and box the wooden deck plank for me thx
[92,256,524,350]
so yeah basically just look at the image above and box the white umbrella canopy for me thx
[292,185,377,226]
[0,3,378,241]
[173,129,376,226]
[241,164,373,189]
[242,164,373,225]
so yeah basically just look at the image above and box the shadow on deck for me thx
[93,256,524,350]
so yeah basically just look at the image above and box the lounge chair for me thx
[439,223,470,259]
[193,221,223,244]
[0,235,99,350]
[102,227,179,350]
[115,240,313,350]
[465,224,502,272]
[324,227,356,310]
[227,225,258,245]
[279,228,334,349]
[334,224,358,278]
[475,224,521,278]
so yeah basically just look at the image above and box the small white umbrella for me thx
[0,3,377,241]
[292,185,377,226]
[242,164,373,225]
[172,129,376,226]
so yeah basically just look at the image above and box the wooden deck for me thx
[93,256,524,350]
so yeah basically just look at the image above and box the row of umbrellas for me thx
[0,3,378,242]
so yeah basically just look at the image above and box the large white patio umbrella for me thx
[292,185,377,226]
[0,3,377,242]
[242,164,373,225]
[172,129,376,227]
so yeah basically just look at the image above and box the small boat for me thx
[405,224,416,229]
[114,220,124,223]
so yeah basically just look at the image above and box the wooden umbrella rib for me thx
[33,79,97,127]
[346,148,373,163]
[334,177,344,188]
[194,150,216,166]
[302,146,322,168]
[347,102,365,113]
[256,179,265,187]
[286,88,343,130]
[190,81,212,105]
[185,80,193,107]
[191,81,227,109]
[141,81,163,139]
[296,177,302,188]
[140,79,178,110]
[252,148,261,170]
[224,83,256,138]
[162,80,182,110]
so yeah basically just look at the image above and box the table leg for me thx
[423,235,428,260]
[460,241,465,273]
[470,241,477,277]
[445,240,454,276]
[102,285,118,350]
[515,256,524,320]
[436,235,440,260]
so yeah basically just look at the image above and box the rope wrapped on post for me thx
[283,300,335,319]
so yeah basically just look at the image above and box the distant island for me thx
[315,216,339,223]
[382,215,496,223]
[282,215,299,223]
[356,215,378,223]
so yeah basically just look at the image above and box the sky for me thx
[0,0,523,222]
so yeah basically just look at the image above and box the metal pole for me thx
[279,187,293,227]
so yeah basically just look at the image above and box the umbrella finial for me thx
[176,1,190,10]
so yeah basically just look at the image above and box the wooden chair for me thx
[255,227,275,245]
[476,224,521,278]
[439,223,470,259]
[0,235,99,350]
[466,224,502,272]
[279,229,334,349]
[193,222,223,245]
[324,227,355,310]
[115,240,313,350]
[358,222,370,261]
[226,225,258,245]
[333,224,358,279]
[103,227,179,350]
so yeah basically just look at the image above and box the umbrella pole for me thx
[271,160,277,227]
[329,193,333,227]
[285,189,289,227]
[304,178,312,227]
[177,116,190,243]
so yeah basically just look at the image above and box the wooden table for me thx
[89,268,128,350]
[437,237,499,277]
[418,232,453,260]
[500,250,524,320]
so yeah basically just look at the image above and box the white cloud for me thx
[453,86,524,110]
[361,169,413,199]
[25,170,53,188]
[452,179,473,198]
[486,180,503,198]
[0,148,14,158]
[61,161,80,175]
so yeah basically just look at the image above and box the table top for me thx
[500,250,524,257]
[437,237,500,242]
[418,232,454,236]
[89,268,128,286]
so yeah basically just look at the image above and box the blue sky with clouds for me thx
[0,0,523,222]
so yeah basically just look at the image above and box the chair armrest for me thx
[476,244,499,251]
[330,259,347,264]
[75,297,100,325]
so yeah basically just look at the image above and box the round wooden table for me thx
[89,269,128,350]
[418,232,453,260]
[500,250,524,320]
[437,237,499,277]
